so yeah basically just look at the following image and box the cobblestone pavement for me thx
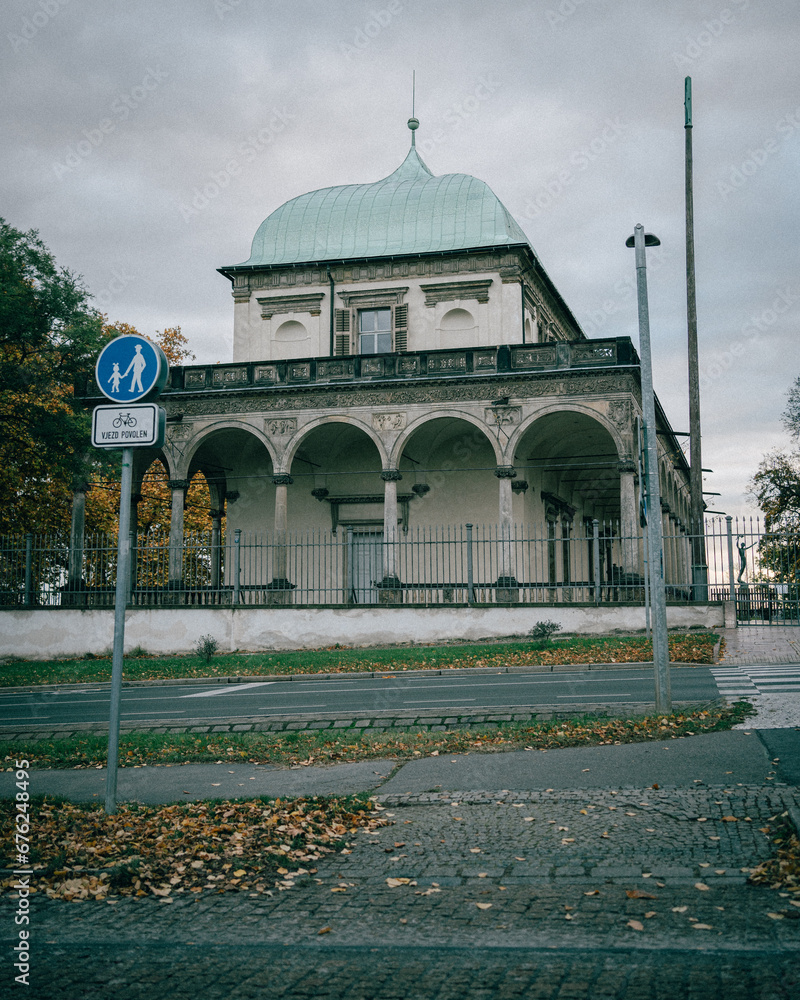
[718,627,800,665]
[4,786,799,999]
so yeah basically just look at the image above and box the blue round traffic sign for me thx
[95,335,168,403]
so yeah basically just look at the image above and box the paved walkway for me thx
[718,626,800,664]
[3,730,800,998]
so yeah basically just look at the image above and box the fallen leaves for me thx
[626,889,657,899]
[748,814,800,891]
[626,920,644,931]
[0,795,390,902]
[695,882,711,891]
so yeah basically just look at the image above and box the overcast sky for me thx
[3,0,798,518]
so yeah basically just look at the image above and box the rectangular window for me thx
[359,308,392,355]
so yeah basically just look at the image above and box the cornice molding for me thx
[256,293,325,318]
[419,279,493,307]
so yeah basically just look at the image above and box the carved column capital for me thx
[411,483,430,497]
[494,465,517,479]
[167,479,189,492]
[511,480,529,494]
[618,459,637,474]
[381,469,403,482]
[311,488,330,501]
[272,474,294,487]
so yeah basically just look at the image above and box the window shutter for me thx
[334,310,351,355]
[394,304,408,352]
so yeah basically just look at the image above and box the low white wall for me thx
[0,604,726,660]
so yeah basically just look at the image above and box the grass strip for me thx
[0,633,719,687]
[1,701,752,771]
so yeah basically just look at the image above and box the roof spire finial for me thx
[407,69,419,147]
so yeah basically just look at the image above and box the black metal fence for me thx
[1,517,797,618]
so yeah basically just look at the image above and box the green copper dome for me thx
[230,146,531,269]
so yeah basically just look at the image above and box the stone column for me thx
[167,479,189,593]
[560,514,573,602]
[66,479,90,604]
[270,475,293,602]
[209,508,223,595]
[545,503,558,601]
[129,492,142,596]
[379,469,402,602]
[618,459,640,579]
[661,500,673,593]
[495,466,518,601]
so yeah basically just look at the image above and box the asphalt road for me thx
[0,666,721,729]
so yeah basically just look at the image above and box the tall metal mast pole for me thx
[685,77,708,600]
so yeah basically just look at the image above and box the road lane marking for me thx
[402,699,477,704]
[181,683,276,698]
[555,693,632,699]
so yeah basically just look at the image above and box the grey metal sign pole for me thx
[105,446,133,813]
[94,332,168,814]
[627,225,671,713]
[685,76,708,600]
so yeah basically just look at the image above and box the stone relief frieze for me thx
[265,417,297,436]
[212,367,249,388]
[372,412,407,431]
[173,373,633,417]
[484,405,521,426]
[608,399,633,428]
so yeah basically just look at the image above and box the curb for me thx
[0,698,726,742]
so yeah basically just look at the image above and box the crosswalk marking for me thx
[712,665,800,697]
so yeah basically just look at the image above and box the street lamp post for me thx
[626,224,671,713]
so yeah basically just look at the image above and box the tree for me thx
[0,220,108,535]
[784,374,800,441]
[748,383,800,595]
[157,325,195,366]
[0,217,203,536]
[750,450,800,533]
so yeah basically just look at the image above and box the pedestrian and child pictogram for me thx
[95,334,168,403]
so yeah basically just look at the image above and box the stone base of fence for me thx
[0,603,726,660]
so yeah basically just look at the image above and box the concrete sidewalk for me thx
[4,726,799,805]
